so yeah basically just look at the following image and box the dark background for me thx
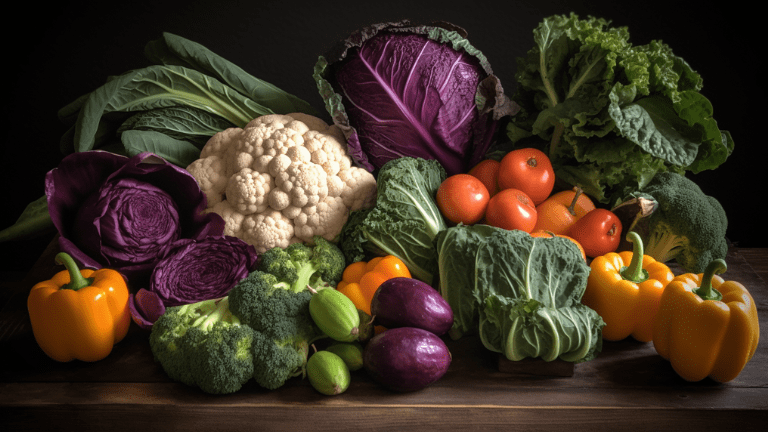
[1,0,763,274]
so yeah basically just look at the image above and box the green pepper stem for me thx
[620,231,649,283]
[55,252,93,291]
[694,259,726,301]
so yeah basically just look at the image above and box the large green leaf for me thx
[144,32,318,115]
[121,130,202,168]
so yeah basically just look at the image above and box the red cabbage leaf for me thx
[314,21,518,175]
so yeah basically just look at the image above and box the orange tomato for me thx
[497,148,555,205]
[484,188,537,233]
[468,159,501,197]
[530,230,587,261]
[533,187,596,235]
[436,174,490,225]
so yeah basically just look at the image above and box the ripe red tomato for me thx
[497,148,555,205]
[568,209,623,258]
[484,188,537,232]
[436,174,490,225]
[468,159,501,197]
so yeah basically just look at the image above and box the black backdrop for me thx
[2,0,763,273]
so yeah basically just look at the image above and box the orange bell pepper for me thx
[581,231,674,342]
[336,255,411,315]
[27,252,131,362]
[652,259,760,383]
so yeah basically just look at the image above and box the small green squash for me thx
[307,351,351,395]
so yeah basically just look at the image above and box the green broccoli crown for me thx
[228,270,318,341]
[257,247,299,285]
[251,330,310,390]
[182,323,255,394]
[256,236,346,292]
[636,172,728,272]
[149,297,255,394]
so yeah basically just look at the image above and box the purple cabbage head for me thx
[46,151,225,285]
[148,236,258,307]
[314,20,518,176]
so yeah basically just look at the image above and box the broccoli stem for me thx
[644,229,685,264]
[54,252,94,291]
[620,232,649,283]
[693,259,726,302]
[188,297,238,331]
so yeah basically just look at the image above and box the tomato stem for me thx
[527,157,538,168]
[607,223,617,236]
[567,187,583,216]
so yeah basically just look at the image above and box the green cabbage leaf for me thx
[435,224,604,363]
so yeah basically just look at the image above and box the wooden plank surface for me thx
[1,237,767,431]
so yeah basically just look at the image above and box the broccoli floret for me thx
[251,331,311,390]
[227,270,317,340]
[149,297,255,394]
[255,235,346,292]
[632,172,728,273]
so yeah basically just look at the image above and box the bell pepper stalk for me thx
[652,259,760,382]
[581,231,675,342]
[27,252,131,362]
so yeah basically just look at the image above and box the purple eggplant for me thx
[363,327,451,392]
[371,277,454,335]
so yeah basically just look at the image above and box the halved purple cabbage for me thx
[314,20,518,175]
[45,151,225,285]
[149,236,258,307]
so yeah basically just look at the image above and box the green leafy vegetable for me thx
[58,32,317,161]
[436,224,604,363]
[500,13,733,205]
[339,157,447,285]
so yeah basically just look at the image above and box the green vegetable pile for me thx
[499,13,733,205]
[149,237,345,394]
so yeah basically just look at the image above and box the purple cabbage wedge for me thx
[129,288,166,330]
[314,20,518,175]
[46,151,225,285]
[149,235,258,307]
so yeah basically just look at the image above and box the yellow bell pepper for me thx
[652,259,760,382]
[27,252,131,362]
[581,231,674,342]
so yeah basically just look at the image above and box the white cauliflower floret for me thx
[293,196,349,242]
[241,209,295,252]
[186,112,377,252]
[208,201,245,238]
[186,155,229,206]
[225,168,273,214]
[339,167,378,211]
[273,162,329,208]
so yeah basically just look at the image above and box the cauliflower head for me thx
[188,113,376,252]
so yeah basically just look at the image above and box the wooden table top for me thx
[1,238,766,431]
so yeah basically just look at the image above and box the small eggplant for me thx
[363,327,451,392]
[371,277,453,335]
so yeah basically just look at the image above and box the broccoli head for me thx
[149,297,255,394]
[227,270,318,340]
[631,172,728,273]
[255,235,345,292]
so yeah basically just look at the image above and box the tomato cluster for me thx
[436,148,623,259]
